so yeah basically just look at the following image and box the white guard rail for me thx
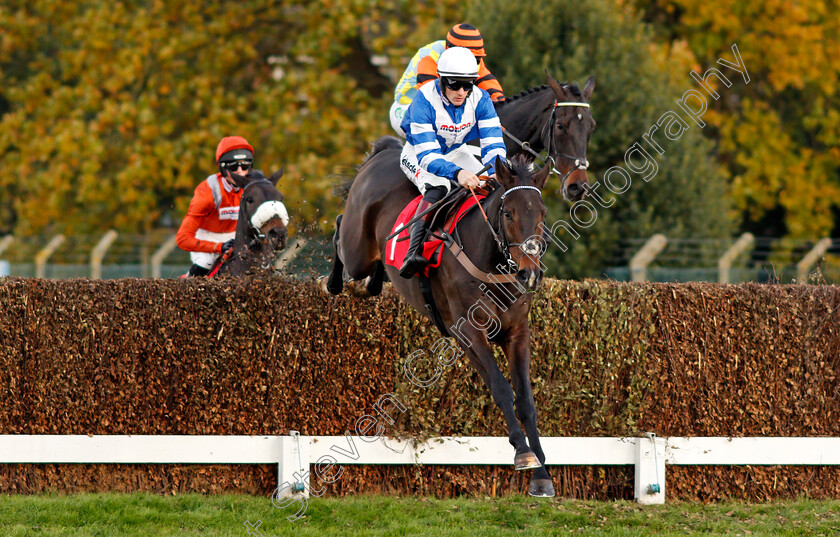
[2,434,839,505]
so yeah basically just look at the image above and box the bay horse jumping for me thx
[321,72,596,497]
[210,169,289,277]
[338,72,596,294]
[325,148,558,496]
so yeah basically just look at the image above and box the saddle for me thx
[384,182,496,275]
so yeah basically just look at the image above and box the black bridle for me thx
[470,184,545,270]
[543,101,591,178]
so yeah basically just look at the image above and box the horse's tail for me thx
[334,136,404,200]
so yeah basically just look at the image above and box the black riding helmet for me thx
[218,148,254,176]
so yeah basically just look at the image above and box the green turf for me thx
[2,493,839,536]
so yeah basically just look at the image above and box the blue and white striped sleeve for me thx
[475,93,507,173]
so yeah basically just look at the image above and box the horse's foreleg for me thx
[325,214,345,295]
[504,330,555,498]
[365,261,385,296]
[457,328,536,469]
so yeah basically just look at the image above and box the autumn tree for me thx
[0,0,461,236]
[633,0,840,239]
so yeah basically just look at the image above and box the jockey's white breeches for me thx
[389,101,409,138]
[190,229,236,269]
[399,143,485,195]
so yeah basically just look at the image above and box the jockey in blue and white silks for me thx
[399,76,507,195]
[397,46,507,279]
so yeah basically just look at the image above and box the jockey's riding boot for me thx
[399,200,434,279]
[188,264,210,277]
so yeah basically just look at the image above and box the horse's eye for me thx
[503,210,513,220]
[245,196,254,203]
[557,122,567,132]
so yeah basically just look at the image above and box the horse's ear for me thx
[494,156,514,190]
[582,75,596,102]
[545,70,565,98]
[269,167,284,186]
[534,161,551,191]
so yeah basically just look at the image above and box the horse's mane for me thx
[361,136,403,165]
[334,136,403,200]
[508,154,534,181]
[494,82,582,109]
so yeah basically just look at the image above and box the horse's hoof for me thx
[366,276,383,296]
[528,478,555,498]
[317,276,331,294]
[347,280,371,298]
[514,451,542,471]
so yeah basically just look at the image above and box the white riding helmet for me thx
[437,46,479,80]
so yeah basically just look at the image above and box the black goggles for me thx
[442,78,475,92]
[221,159,252,171]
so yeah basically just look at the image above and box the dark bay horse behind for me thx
[211,169,289,276]
[326,141,556,497]
[494,73,595,201]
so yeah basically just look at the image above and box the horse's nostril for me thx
[516,269,544,290]
[270,227,288,250]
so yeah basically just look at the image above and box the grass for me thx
[1,493,839,536]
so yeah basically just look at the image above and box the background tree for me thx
[0,0,458,237]
[633,0,840,239]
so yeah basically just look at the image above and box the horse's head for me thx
[494,155,550,291]
[226,168,289,254]
[545,73,596,202]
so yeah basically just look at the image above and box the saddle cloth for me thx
[384,193,485,276]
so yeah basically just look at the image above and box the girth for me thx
[418,274,450,336]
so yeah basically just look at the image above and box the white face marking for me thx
[577,113,582,120]
[250,200,289,229]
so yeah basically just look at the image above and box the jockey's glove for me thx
[222,239,235,253]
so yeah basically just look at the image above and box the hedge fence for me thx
[0,276,838,501]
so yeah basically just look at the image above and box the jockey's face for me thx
[221,160,252,174]
[441,78,474,107]
[444,85,470,106]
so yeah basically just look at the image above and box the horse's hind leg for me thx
[324,214,344,295]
